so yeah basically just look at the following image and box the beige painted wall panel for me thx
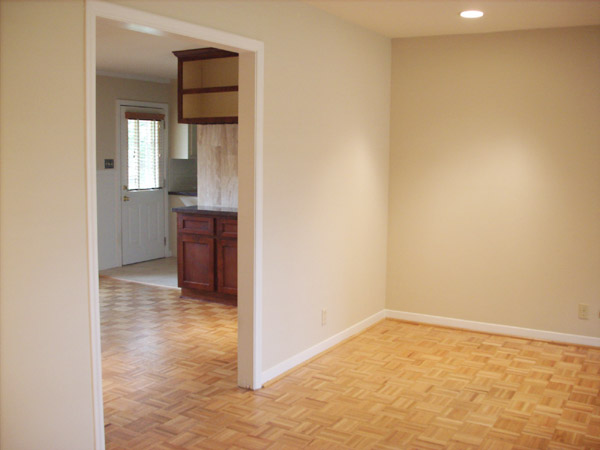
[388,26,600,337]
[181,57,238,89]
[182,59,203,89]
[182,91,238,118]
[197,125,238,207]
[0,1,96,448]
[114,0,391,369]
[201,57,239,87]
[96,75,172,167]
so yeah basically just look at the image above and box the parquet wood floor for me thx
[100,277,600,449]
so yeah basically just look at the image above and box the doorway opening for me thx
[85,2,264,448]
[119,102,169,266]
[98,100,177,287]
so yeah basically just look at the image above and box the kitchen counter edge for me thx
[172,205,238,217]
[168,191,197,196]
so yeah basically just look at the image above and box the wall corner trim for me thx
[385,309,600,348]
[261,310,386,384]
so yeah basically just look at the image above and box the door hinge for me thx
[164,236,167,246]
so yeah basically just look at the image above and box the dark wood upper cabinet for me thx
[172,47,239,125]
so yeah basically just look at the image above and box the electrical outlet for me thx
[321,309,327,326]
[578,303,589,320]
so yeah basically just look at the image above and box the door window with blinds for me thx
[125,111,164,190]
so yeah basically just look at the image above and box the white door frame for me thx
[116,100,170,265]
[85,2,265,448]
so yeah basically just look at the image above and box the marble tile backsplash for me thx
[197,124,238,208]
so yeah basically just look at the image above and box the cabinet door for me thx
[217,239,237,295]
[178,233,215,292]
[217,218,237,239]
[178,214,214,235]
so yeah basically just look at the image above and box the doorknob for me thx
[123,196,130,202]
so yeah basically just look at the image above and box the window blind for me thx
[127,117,163,190]
[125,112,165,122]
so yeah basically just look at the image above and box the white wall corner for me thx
[385,309,600,348]
[261,310,386,384]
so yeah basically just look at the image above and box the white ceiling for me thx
[307,1,600,38]
[96,18,213,81]
[96,2,600,80]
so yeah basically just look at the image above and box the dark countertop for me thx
[172,205,238,217]
[168,190,197,197]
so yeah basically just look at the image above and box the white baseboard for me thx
[386,309,600,347]
[261,310,386,384]
[261,308,598,387]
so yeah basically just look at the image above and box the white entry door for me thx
[120,104,167,265]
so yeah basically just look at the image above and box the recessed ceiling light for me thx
[123,23,165,37]
[460,10,484,19]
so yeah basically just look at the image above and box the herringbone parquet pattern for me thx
[100,277,600,449]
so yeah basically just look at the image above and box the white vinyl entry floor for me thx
[99,257,177,288]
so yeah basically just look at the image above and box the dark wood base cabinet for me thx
[177,211,237,305]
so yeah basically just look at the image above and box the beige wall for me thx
[0,1,96,448]
[3,2,597,449]
[387,26,600,337]
[1,0,390,446]
[115,0,392,369]
[96,75,172,167]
